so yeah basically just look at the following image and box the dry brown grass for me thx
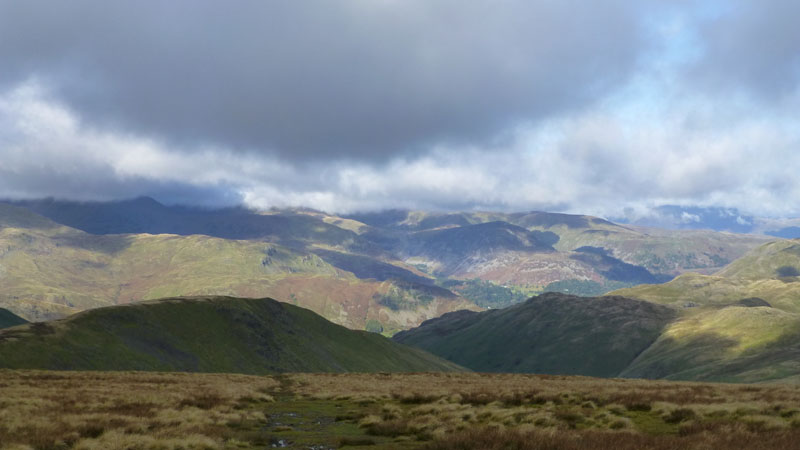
[4,371,800,449]
[290,373,800,448]
[423,426,800,450]
[0,370,276,450]
[288,372,800,406]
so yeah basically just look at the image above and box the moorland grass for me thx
[3,371,800,449]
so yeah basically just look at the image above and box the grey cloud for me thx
[691,0,800,99]
[0,168,241,208]
[0,0,652,160]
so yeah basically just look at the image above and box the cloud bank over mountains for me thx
[1,0,798,217]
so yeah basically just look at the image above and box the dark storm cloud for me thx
[0,0,651,160]
[692,0,800,99]
[3,1,800,218]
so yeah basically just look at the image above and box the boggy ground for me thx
[3,371,800,449]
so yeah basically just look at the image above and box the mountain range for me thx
[0,202,473,334]
[1,198,768,334]
[2,197,800,383]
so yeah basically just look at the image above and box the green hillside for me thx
[613,239,800,311]
[609,238,800,382]
[0,296,464,373]
[0,308,27,329]
[619,306,800,382]
[716,239,800,280]
[393,292,675,377]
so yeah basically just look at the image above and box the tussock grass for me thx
[0,370,276,450]
[424,426,800,450]
[4,371,800,449]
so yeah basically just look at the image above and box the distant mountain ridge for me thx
[613,204,800,238]
[0,202,473,333]
[11,197,370,249]
[1,198,769,333]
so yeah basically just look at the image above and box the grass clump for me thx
[6,371,800,449]
[664,407,697,424]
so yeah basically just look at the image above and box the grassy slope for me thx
[0,308,27,329]
[716,239,800,280]
[620,306,800,382]
[613,239,800,311]
[400,238,800,383]
[393,292,676,377]
[0,296,464,373]
[0,203,474,332]
[611,239,800,382]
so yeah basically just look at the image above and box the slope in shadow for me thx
[0,296,464,374]
[394,292,676,377]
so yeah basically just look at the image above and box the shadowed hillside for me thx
[11,197,367,248]
[0,308,27,329]
[0,296,464,373]
[610,239,800,382]
[394,292,676,377]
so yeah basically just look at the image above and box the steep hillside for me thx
[0,203,474,333]
[0,308,27,329]
[608,239,800,382]
[716,239,800,280]
[398,221,558,276]
[0,296,464,373]
[397,277,800,382]
[614,239,800,312]
[393,292,676,377]
[619,306,800,382]
[0,202,67,230]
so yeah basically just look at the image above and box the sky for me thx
[1,0,799,218]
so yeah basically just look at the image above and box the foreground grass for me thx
[3,371,800,449]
